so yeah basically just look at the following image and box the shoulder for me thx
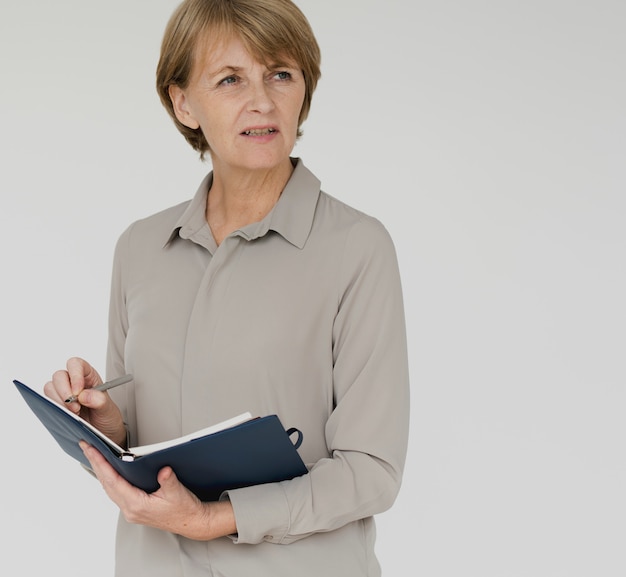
[115,201,190,250]
[314,190,396,254]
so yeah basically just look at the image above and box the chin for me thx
[237,151,292,172]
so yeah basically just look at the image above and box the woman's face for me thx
[170,35,306,175]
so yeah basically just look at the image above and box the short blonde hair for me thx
[156,0,321,157]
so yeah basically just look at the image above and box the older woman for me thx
[45,0,409,575]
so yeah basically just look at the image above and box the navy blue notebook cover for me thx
[14,379,308,501]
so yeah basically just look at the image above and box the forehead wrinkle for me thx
[209,65,243,77]
[193,28,299,79]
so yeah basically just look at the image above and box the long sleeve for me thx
[105,225,136,445]
[225,217,410,544]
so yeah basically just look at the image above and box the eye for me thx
[274,70,292,81]
[219,75,239,86]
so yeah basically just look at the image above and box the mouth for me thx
[242,128,277,136]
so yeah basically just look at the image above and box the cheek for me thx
[287,91,306,125]
[295,89,307,122]
[198,114,228,146]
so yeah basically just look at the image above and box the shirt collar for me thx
[164,158,321,250]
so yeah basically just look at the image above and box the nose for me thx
[247,80,275,114]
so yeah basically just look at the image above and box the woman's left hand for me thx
[80,441,237,540]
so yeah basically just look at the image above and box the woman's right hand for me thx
[44,357,127,447]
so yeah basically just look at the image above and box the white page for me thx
[128,412,254,457]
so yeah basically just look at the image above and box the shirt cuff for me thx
[221,482,291,544]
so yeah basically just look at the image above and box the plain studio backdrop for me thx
[0,1,624,575]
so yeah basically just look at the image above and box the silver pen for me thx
[64,374,133,404]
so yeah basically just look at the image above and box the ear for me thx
[169,85,200,129]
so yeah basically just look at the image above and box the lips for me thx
[242,128,277,136]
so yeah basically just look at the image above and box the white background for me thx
[1,1,624,575]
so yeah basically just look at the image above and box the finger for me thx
[80,442,125,491]
[66,357,102,400]
[76,387,109,410]
[155,467,198,506]
[156,466,176,488]
[43,370,72,405]
[79,440,101,472]
[80,442,144,512]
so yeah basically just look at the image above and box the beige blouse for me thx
[106,159,410,577]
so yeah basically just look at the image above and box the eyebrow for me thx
[209,60,298,78]
[209,65,243,78]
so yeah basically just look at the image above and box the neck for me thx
[206,159,294,245]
